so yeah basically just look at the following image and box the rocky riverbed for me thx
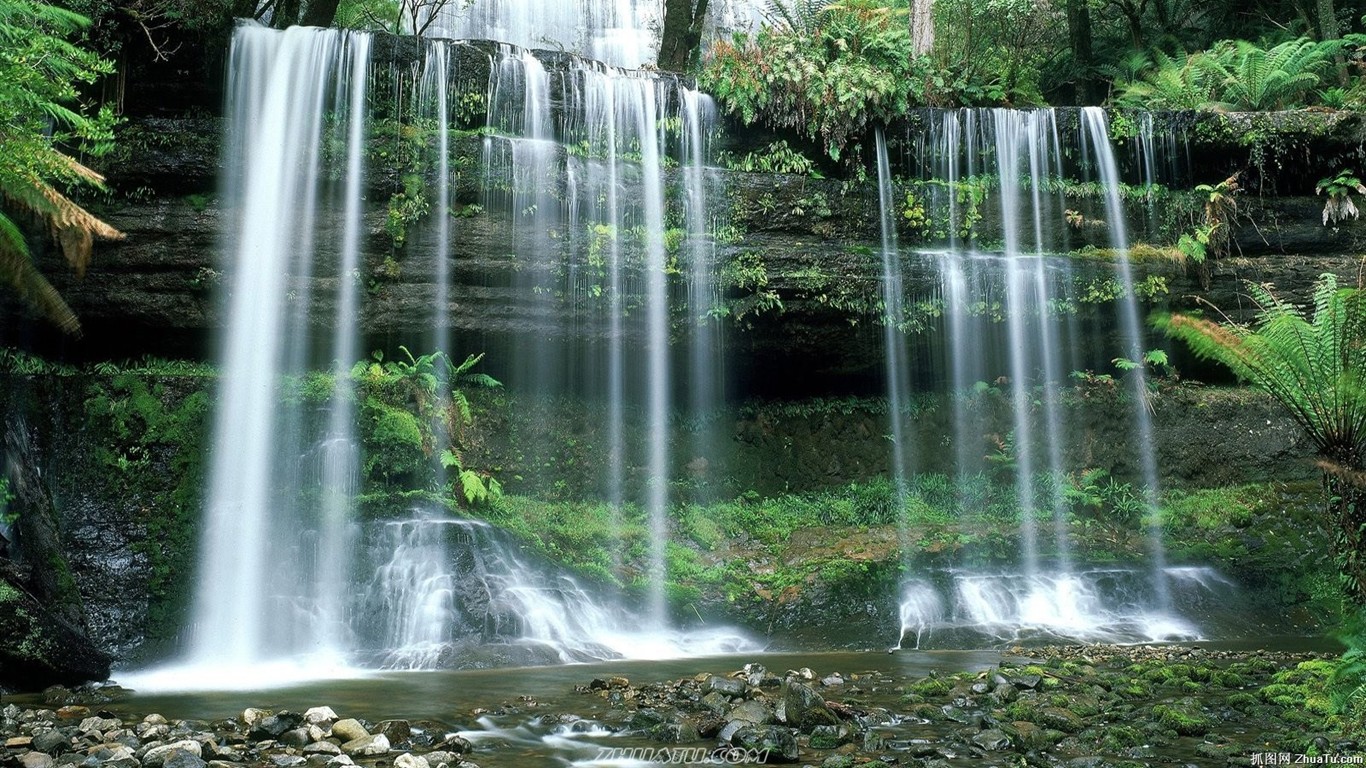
[0,645,1359,767]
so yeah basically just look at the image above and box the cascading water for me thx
[1080,107,1172,607]
[896,567,1235,647]
[874,129,914,541]
[181,25,371,684]
[426,0,654,68]
[887,108,1194,645]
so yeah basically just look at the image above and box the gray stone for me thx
[706,676,746,697]
[726,699,773,726]
[143,740,203,768]
[393,754,429,768]
[340,734,389,757]
[162,750,207,768]
[648,721,700,743]
[239,711,270,730]
[971,729,1012,751]
[324,756,355,768]
[781,682,838,730]
[206,762,241,768]
[20,753,56,768]
[329,721,368,744]
[423,751,460,767]
[808,724,853,749]
[301,709,336,727]
[78,718,120,734]
[729,725,799,763]
[268,757,306,768]
[142,715,168,726]
[279,729,311,749]
[301,742,341,756]
[102,759,138,768]
[33,730,71,755]
[819,675,844,687]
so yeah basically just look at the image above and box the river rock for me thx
[55,707,89,722]
[251,713,302,740]
[808,724,854,749]
[19,752,55,768]
[162,750,207,768]
[302,708,336,727]
[324,755,355,768]
[302,742,341,756]
[1037,707,1083,734]
[7,736,34,748]
[423,751,462,766]
[143,740,202,768]
[706,676,746,696]
[279,728,311,749]
[240,710,270,729]
[729,725,799,763]
[648,720,700,743]
[727,699,773,726]
[340,734,389,757]
[375,721,410,744]
[780,681,837,730]
[143,715,168,726]
[971,729,1012,751]
[268,756,305,768]
[32,729,70,755]
[329,720,368,743]
[393,754,429,768]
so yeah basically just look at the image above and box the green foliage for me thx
[699,1,915,159]
[1112,38,1341,110]
[928,0,1058,106]
[1331,614,1366,737]
[0,0,122,333]
[1317,170,1366,226]
[719,140,821,176]
[1160,275,1366,462]
[354,348,501,499]
[0,477,12,525]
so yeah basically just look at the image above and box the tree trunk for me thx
[910,0,934,57]
[274,0,302,28]
[301,0,341,27]
[1326,470,1366,604]
[658,0,709,73]
[1066,0,1096,103]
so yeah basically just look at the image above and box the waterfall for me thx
[873,129,913,548]
[426,0,654,68]
[186,25,370,675]
[1080,107,1171,608]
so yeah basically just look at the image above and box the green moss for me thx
[1152,701,1211,736]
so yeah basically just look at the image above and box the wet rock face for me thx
[0,565,111,692]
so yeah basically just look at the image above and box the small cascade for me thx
[186,24,371,673]
[896,567,1235,647]
[360,514,752,667]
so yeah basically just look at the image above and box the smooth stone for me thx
[971,729,1012,751]
[340,734,389,757]
[730,725,799,763]
[7,736,34,748]
[279,730,311,750]
[324,756,355,768]
[142,716,168,726]
[329,721,368,744]
[56,708,90,722]
[20,753,56,768]
[727,699,773,726]
[423,751,459,767]
[239,711,270,729]
[143,741,203,768]
[162,750,207,768]
[301,743,341,756]
[819,675,844,687]
[706,676,746,697]
[268,757,305,768]
[302,709,336,727]
[305,727,326,744]
[393,754,429,768]
[781,681,838,729]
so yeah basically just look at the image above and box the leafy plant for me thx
[1158,275,1366,602]
[720,140,821,176]
[1111,37,1340,110]
[1317,170,1366,226]
[0,0,124,333]
[699,0,914,159]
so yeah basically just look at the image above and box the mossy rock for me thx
[0,573,111,691]
[1151,700,1211,736]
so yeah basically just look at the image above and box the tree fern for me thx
[1159,275,1366,601]
[1158,275,1366,461]
[763,0,828,34]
